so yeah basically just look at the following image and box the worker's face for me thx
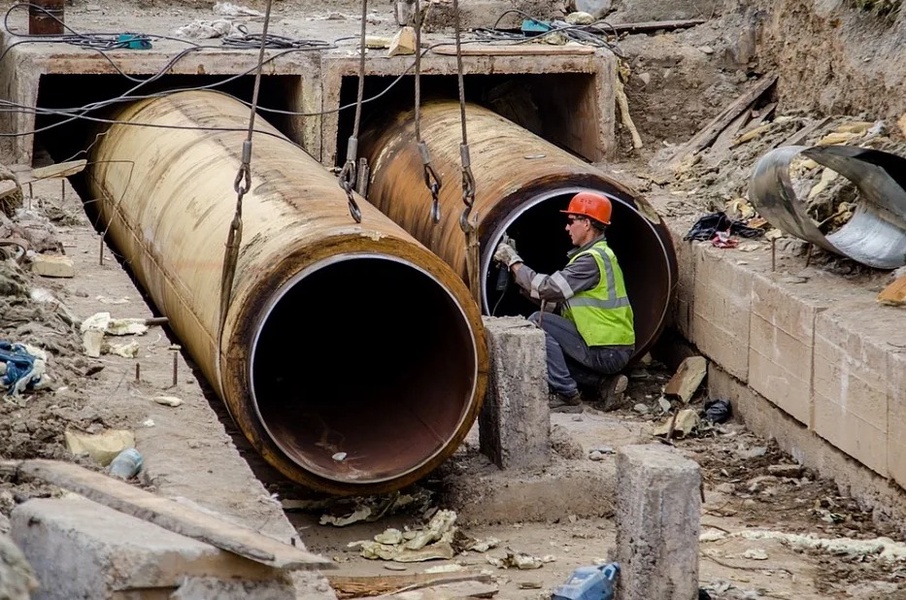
[565,215,590,246]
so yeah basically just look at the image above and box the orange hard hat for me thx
[561,192,612,225]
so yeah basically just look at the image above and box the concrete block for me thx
[887,350,906,489]
[812,302,891,477]
[615,444,700,600]
[747,274,828,426]
[442,455,615,525]
[11,496,292,600]
[479,316,550,469]
[668,221,695,339]
[31,254,74,278]
[690,244,751,381]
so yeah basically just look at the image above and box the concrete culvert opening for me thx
[251,255,478,485]
[482,188,677,363]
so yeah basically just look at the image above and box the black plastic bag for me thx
[702,399,732,424]
[684,211,765,242]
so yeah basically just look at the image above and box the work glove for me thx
[493,242,522,268]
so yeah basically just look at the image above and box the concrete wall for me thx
[663,209,906,515]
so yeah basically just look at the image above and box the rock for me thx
[767,463,803,477]
[746,475,778,493]
[573,0,611,19]
[700,45,714,55]
[714,482,736,494]
[387,26,416,56]
[0,533,39,600]
[31,254,74,278]
[638,72,651,86]
[633,403,649,414]
[565,11,595,25]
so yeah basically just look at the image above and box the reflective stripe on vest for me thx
[562,240,635,347]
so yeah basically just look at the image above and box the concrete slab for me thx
[441,453,617,525]
[11,495,294,599]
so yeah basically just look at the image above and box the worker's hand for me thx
[493,242,522,268]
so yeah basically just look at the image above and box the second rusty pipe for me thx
[360,100,677,363]
[85,90,488,496]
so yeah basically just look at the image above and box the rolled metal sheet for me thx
[749,144,906,269]
[359,100,678,363]
[86,90,488,495]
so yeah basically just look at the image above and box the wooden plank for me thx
[19,459,334,571]
[16,159,87,185]
[774,115,833,149]
[702,107,751,168]
[606,18,706,34]
[431,44,595,56]
[329,573,494,599]
[666,74,778,171]
[0,179,18,200]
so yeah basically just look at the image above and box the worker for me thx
[493,192,634,413]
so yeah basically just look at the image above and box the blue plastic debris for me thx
[0,341,44,396]
[551,562,619,600]
[521,18,552,34]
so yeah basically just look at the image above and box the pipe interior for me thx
[483,191,672,361]
[250,256,476,484]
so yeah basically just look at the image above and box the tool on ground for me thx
[551,562,619,600]
[495,233,516,291]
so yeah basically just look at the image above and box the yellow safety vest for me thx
[561,240,635,347]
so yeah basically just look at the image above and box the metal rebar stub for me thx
[749,144,906,269]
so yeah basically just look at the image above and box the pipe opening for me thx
[481,188,675,362]
[250,255,477,484]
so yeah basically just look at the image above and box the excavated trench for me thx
[31,70,677,495]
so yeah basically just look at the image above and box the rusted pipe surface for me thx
[749,144,906,269]
[28,0,64,35]
[86,90,487,495]
[360,100,677,363]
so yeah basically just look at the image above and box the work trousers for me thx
[528,311,633,396]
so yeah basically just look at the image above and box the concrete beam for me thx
[10,496,295,600]
[615,444,700,600]
[480,316,550,470]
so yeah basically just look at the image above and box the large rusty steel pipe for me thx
[86,90,488,496]
[360,100,677,363]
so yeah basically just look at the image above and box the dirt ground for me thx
[3,0,906,598]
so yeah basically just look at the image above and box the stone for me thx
[616,445,701,600]
[387,26,417,57]
[31,254,74,278]
[0,533,38,600]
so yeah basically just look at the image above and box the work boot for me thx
[597,374,629,410]
[549,391,583,414]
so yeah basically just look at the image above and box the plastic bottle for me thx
[108,448,143,480]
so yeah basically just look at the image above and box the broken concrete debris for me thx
[29,254,73,278]
[663,355,708,403]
